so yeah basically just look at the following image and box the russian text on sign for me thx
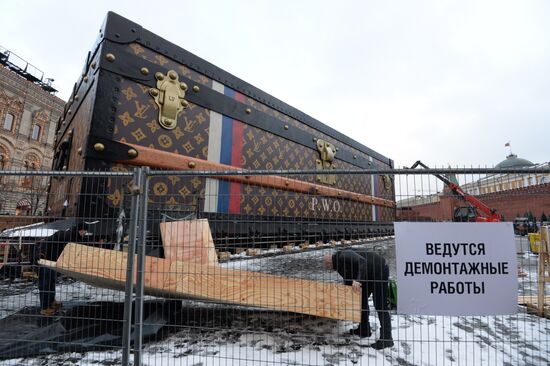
[426,242,486,257]
[404,261,510,276]
[430,281,485,294]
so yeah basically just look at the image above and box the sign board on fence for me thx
[395,222,517,316]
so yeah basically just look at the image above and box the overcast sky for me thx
[1,0,548,168]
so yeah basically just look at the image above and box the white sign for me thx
[395,222,517,316]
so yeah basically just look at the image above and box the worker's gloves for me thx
[352,280,362,293]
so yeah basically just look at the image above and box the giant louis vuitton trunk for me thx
[48,12,395,247]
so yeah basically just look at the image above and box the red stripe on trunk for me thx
[228,92,246,214]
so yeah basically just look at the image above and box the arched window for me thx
[16,198,32,216]
[3,113,14,131]
[31,124,42,140]
[31,110,49,144]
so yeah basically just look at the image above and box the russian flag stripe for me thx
[216,86,244,214]
[228,92,245,213]
[217,114,233,213]
[204,81,225,213]
[206,82,245,214]
[204,110,222,212]
[370,156,378,221]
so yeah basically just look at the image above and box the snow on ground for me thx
[5,308,548,366]
[1,236,550,365]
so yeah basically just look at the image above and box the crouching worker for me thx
[37,222,89,316]
[323,249,394,349]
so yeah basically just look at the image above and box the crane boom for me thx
[409,161,501,222]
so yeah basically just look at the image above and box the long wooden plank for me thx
[538,226,550,316]
[518,295,550,306]
[160,219,218,265]
[41,243,360,321]
[120,143,395,209]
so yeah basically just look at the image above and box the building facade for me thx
[397,154,550,223]
[0,52,65,216]
[460,154,550,196]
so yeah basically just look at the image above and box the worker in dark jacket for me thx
[324,249,393,349]
[37,222,88,316]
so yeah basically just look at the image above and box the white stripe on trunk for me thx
[204,81,225,212]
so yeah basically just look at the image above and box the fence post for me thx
[538,226,550,316]
[134,166,150,366]
[121,167,143,366]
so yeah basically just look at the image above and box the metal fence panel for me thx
[0,167,549,365]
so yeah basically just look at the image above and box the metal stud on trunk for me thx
[105,53,116,62]
[94,143,105,152]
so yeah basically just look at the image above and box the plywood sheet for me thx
[41,243,360,321]
[159,219,218,265]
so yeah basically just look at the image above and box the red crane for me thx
[409,161,501,222]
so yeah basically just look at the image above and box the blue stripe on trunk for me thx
[217,86,236,213]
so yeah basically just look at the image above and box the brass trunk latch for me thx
[149,70,188,130]
[316,139,336,185]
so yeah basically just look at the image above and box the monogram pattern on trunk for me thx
[98,45,393,221]
[126,43,388,169]
[240,125,373,221]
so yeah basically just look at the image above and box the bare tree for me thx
[0,169,51,216]
[25,174,50,216]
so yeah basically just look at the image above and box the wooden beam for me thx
[525,303,550,319]
[538,226,550,316]
[120,143,395,209]
[40,243,360,322]
[0,242,9,268]
[159,219,218,265]
[518,295,550,306]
